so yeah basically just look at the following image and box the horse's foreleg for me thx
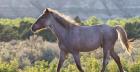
[57,50,67,72]
[101,48,110,72]
[110,49,124,72]
[72,52,84,72]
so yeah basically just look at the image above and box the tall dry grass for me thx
[0,35,140,72]
[0,35,59,68]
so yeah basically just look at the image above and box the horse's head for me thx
[31,8,52,33]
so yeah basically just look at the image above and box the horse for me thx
[31,8,132,72]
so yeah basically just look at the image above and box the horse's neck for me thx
[49,18,67,41]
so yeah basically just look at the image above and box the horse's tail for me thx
[114,25,132,55]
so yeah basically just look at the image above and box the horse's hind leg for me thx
[110,49,124,72]
[72,52,84,72]
[101,46,110,72]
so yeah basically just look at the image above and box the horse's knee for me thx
[110,51,119,59]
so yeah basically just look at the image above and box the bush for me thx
[81,55,100,72]
[129,62,140,72]
[0,18,34,41]
[0,36,59,69]
[0,59,18,72]
[0,18,56,42]
[107,18,126,27]
[22,60,49,72]
[1,17,140,41]
[82,16,102,26]
[107,17,140,39]
[0,25,18,41]
[125,17,140,39]
[107,60,118,72]
[107,59,129,72]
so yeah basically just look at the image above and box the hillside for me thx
[0,0,140,19]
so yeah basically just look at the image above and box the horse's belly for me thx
[78,39,101,52]
[70,26,102,52]
[79,44,100,52]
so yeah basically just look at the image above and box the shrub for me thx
[23,60,48,72]
[0,18,56,42]
[82,16,102,26]
[0,59,18,72]
[22,60,58,72]
[0,36,59,69]
[107,18,126,27]
[0,25,19,41]
[125,17,140,39]
[0,18,34,41]
[81,55,100,72]
[107,17,140,39]
[107,60,118,72]
[107,59,129,72]
[129,62,140,72]
[1,17,140,41]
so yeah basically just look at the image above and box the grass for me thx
[0,35,139,72]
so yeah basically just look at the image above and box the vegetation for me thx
[0,36,139,72]
[0,17,140,72]
[107,17,140,39]
[0,18,56,42]
[0,17,140,41]
[82,16,102,26]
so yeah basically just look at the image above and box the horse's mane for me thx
[47,8,79,28]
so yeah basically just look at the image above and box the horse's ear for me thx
[44,8,50,14]
[46,8,50,12]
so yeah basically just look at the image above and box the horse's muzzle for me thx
[31,27,37,33]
